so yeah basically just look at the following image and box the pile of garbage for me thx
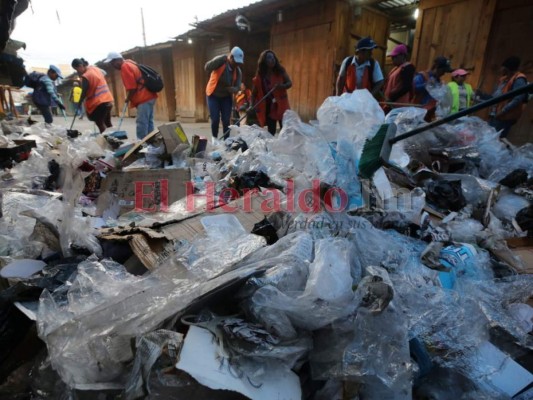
[0,90,532,399]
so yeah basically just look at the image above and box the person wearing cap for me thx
[383,44,415,110]
[71,58,114,134]
[251,49,292,135]
[447,69,474,114]
[104,51,158,140]
[411,56,453,121]
[31,65,66,125]
[483,56,528,138]
[205,46,244,141]
[336,36,384,99]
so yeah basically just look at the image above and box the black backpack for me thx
[137,63,164,93]
[24,71,45,89]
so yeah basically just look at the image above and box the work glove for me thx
[57,103,66,111]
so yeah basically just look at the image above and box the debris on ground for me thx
[0,91,532,399]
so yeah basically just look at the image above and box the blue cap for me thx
[49,65,63,78]
[356,37,377,51]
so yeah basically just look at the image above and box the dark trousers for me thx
[88,102,113,133]
[207,94,232,139]
[265,101,282,135]
[36,105,53,123]
[489,117,516,138]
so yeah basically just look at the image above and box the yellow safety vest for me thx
[448,81,473,113]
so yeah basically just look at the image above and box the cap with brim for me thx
[49,65,63,78]
[103,51,123,63]
[356,37,377,52]
[387,44,408,57]
[230,46,244,64]
[451,68,469,77]
[434,56,453,72]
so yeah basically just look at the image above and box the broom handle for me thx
[117,102,128,131]
[390,82,533,144]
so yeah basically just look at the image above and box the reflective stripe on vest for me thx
[83,66,113,114]
[448,82,473,113]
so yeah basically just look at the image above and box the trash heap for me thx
[0,90,532,400]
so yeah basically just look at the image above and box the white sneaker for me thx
[211,137,218,145]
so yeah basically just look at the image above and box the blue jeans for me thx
[136,98,156,140]
[207,95,232,139]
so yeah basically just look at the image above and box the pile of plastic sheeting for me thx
[1,90,533,400]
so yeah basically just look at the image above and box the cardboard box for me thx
[98,168,191,215]
[504,237,533,274]
[158,122,189,154]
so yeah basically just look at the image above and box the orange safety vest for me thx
[344,57,373,93]
[496,72,527,121]
[82,66,114,115]
[205,61,237,96]
[252,73,290,127]
[384,62,412,104]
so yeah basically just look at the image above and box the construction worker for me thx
[104,51,158,140]
[448,69,474,114]
[71,58,114,133]
[411,56,452,121]
[383,43,415,110]
[336,36,384,99]
[483,56,528,138]
[251,49,292,135]
[205,46,244,142]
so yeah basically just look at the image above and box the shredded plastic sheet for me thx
[36,232,313,388]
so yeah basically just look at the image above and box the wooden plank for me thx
[420,0,465,10]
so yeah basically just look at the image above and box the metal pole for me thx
[141,8,147,47]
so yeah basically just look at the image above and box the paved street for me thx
[28,112,214,143]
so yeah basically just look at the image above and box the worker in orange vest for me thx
[251,49,292,135]
[383,44,415,112]
[482,56,528,138]
[71,58,114,133]
[336,36,384,99]
[205,47,244,141]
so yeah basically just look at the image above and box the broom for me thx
[358,82,533,179]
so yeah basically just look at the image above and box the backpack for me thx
[24,71,45,89]
[137,63,164,93]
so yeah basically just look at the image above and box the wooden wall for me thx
[481,0,533,144]
[172,43,205,121]
[269,1,390,121]
[414,0,533,143]
[413,0,497,89]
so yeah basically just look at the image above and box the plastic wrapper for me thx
[426,80,452,118]
[311,267,413,399]
[492,193,531,223]
[37,232,306,389]
[347,218,411,272]
[316,91,384,144]
[250,238,358,331]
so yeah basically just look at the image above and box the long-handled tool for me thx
[359,82,533,179]
[66,104,81,138]
[222,85,277,138]
[106,102,128,139]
